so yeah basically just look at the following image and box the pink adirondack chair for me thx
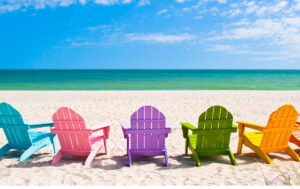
[121,105,171,167]
[50,107,110,167]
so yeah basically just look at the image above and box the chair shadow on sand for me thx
[2,150,51,168]
[233,149,300,165]
[6,152,108,168]
[5,149,300,169]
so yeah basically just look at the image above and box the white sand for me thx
[0,91,300,185]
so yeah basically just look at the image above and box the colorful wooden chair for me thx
[51,107,110,167]
[181,105,237,166]
[289,122,300,147]
[237,104,300,164]
[121,105,171,167]
[0,102,59,161]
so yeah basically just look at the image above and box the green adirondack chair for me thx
[181,105,237,166]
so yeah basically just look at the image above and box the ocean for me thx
[0,69,299,90]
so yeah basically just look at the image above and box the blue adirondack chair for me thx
[0,102,59,161]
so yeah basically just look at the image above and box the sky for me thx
[0,0,300,69]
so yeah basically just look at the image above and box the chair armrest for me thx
[28,121,54,129]
[166,122,172,129]
[23,119,29,124]
[237,121,265,131]
[121,122,130,138]
[90,123,110,132]
[121,122,130,129]
[294,122,300,130]
[91,123,110,139]
[232,124,238,132]
[181,122,197,138]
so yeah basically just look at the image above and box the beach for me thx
[0,90,300,185]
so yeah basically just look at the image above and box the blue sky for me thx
[0,0,300,69]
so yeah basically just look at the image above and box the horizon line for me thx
[1,68,300,71]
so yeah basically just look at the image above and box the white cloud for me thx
[255,1,288,16]
[121,0,133,4]
[94,0,119,5]
[0,0,134,14]
[217,0,227,4]
[245,1,259,14]
[207,16,300,60]
[137,0,150,6]
[227,8,241,17]
[207,44,233,51]
[175,0,189,3]
[71,41,101,46]
[87,25,109,31]
[126,33,196,43]
[157,8,168,15]
[295,0,300,11]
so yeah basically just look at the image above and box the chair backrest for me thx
[52,107,92,152]
[260,104,298,151]
[194,105,234,151]
[129,105,167,151]
[0,102,32,148]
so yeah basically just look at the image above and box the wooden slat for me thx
[144,106,152,150]
[0,102,32,147]
[127,105,169,155]
[130,111,138,150]
[151,107,159,149]
[52,107,92,153]
[195,105,235,152]
[260,105,298,150]
[137,106,145,150]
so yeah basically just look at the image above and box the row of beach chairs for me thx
[0,102,300,167]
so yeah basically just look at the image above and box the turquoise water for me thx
[0,69,300,90]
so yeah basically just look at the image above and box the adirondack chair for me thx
[0,102,59,161]
[51,107,110,167]
[121,105,171,167]
[181,105,237,167]
[237,104,300,164]
[290,122,300,147]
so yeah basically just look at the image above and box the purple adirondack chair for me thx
[121,105,171,167]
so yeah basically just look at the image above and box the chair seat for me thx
[29,131,52,143]
[244,132,263,147]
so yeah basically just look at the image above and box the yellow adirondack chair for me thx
[237,104,300,164]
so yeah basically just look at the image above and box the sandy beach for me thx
[0,90,300,185]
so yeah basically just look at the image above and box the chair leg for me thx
[285,146,300,162]
[189,142,201,167]
[52,135,60,154]
[0,144,11,157]
[244,139,272,164]
[85,150,99,167]
[256,150,272,164]
[128,150,132,167]
[227,149,237,166]
[127,139,129,156]
[237,136,244,154]
[19,143,46,162]
[103,138,108,155]
[185,139,189,156]
[164,149,169,167]
[85,144,103,167]
[51,150,63,165]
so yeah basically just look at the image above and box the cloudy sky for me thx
[0,0,300,69]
